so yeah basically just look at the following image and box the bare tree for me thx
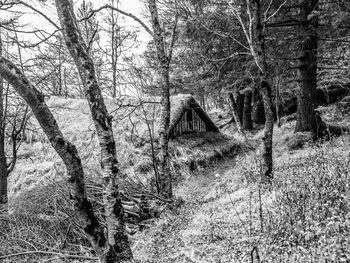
[0,26,29,213]
[228,0,281,180]
[86,0,179,198]
[147,0,178,198]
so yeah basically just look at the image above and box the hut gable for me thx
[169,94,219,138]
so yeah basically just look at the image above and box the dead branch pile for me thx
[85,176,171,234]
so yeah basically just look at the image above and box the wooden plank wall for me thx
[172,108,207,137]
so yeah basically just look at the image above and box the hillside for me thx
[1,96,350,262]
[8,96,240,200]
[132,103,350,262]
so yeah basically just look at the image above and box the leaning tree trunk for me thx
[0,57,107,255]
[148,0,172,198]
[295,0,326,138]
[250,0,274,180]
[55,1,133,262]
[229,92,245,135]
[243,90,253,130]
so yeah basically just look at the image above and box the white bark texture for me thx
[55,0,133,262]
[148,0,172,198]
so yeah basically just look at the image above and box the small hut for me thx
[169,94,219,138]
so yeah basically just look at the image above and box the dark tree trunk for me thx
[260,80,274,179]
[0,71,7,215]
[252,89,265,125]
[295,0,326,138]
[243,90,253,130]
[236,92,245,124]
[0,30,7,214]
[229,92,244,134]
[275,72,281,127]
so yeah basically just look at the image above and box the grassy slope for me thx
[9,96,241,200]
[4,97,350,262]
[133,103,350,263]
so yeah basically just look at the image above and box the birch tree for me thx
[147,0,178,198]
[55,0,133,261]
[0,29,5,213]
[0,57,111,259]
[86,0,178,198]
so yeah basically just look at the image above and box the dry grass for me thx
[3,97,350,262]
[2,96,242,262]
[131,104,350,262]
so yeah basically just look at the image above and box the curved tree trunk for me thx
[295,0,326,138]
[55,1,133,262]
[243,90,253,130]
[0,57,107,256]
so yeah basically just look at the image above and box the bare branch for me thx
[16,1,61,30]
[83,4,153,36]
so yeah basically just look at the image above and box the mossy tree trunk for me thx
[295,0,326,138]
[55,1,133,262]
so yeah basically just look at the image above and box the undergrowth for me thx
[264,139,350,262]
[236,136,350,262]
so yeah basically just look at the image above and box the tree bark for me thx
[236,92,245,124]
[148,0,173,198]
[250,0,274,180]
[252,89,265,125]
[275,70,281,127]
[0,29,7,213]
[229,92,245,134]
[0,57,106,255]
[55,1,133,262]
[295,0,326,138]
[243,90,253,130]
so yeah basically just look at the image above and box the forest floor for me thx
[133,99,350,262]
[2,96,350,262]
[133,155,245,263]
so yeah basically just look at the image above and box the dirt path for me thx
[134,159,240,263]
